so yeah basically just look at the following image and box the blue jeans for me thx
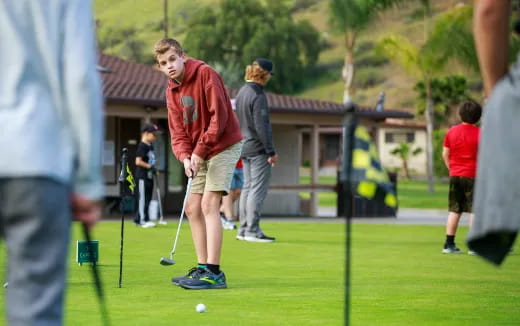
[0,177,71,325]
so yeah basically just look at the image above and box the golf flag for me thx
[350,126,397,208]
[125,164,135,193]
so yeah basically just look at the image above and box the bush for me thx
[433,129,449,177]
[355,67,385,88]
[356,52,389,67]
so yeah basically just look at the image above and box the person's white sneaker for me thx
[158,220,168,225]
[221,216,236,230]
[142,221,156,228]
[244,234,275,243]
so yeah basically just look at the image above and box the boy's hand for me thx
[71,194,101,230]
[191,153,203,176]
[183,158,194,177]
[268,154,278,167]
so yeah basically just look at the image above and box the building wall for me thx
[262,124,301,215]
[378,127,427,176]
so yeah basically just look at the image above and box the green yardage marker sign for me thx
[76,240,99,265]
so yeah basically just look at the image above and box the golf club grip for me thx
[118,148,128,184]
[171,178,193,255]
[82,224,111,326]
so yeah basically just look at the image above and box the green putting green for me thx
[1,221,518,325]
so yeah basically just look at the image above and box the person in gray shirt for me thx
[235,58,278,242]
[468,0,520,264]
[0,0,104,324]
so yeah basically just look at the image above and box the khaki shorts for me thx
[191,141,243,195]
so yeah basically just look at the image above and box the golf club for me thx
[82,223,110,326]
[160,177,193,266]
[154,173,166,225]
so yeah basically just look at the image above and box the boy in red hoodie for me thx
[154,38,242,289]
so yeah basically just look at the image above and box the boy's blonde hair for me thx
[154,38,184,61]
[245,61,270,85]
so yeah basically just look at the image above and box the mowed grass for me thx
[397,179,449,209]
[1,221,519,325]
[300,176,448,209]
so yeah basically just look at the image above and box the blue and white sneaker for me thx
[171,267,201,286]
[442,244,462,254]
[179,268,227,290]
[221,213,236,230]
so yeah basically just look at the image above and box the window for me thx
[385,131,415,144]
[324,135,340,161]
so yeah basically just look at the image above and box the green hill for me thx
[94,0,480,114]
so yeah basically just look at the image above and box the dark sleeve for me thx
[252,94,276,156]
[136,143,147,159]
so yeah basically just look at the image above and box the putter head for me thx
[160,257,175,266]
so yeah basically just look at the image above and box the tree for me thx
[414,75,471,127]
[182,0,321,94]
[328,0,405,104]
[376,19,450,192]
[428,4,520,72]
[390,142,423,180]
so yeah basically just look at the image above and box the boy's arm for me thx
[474,0,511,96]
[135,157,152,169]
[252,94,276,157]
[442,147,450,170]
[192,67,230,159]
[167,102,193,162]
[62,0,103,202]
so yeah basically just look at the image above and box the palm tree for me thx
[328,0,406,105]
[375,4,475,193]
[376,30,448,192]
[390,142,423,179]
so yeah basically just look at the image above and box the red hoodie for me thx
[166,59,242,162]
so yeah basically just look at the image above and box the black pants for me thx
[134,177,153,224]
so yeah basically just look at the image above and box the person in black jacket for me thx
[235,58,278,242]
[134,124,160,228]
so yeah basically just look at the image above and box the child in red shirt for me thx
[442,101,481,254]
[154,38,242,289]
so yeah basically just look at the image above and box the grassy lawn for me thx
[299,176,448,210]
[1,222,519,325]
[398,179,448,210]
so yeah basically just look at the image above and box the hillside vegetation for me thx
[94,0,480,114]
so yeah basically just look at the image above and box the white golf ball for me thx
[3,282,7,288]
[196,303,206,313]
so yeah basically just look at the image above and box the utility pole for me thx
[163,0,168,38]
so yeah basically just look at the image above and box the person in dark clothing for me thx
[134,124,160,228]
[235,58,278,242]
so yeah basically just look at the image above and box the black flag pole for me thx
[118,148,134,288]
[340,103,357,326]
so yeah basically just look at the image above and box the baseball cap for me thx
[254,58,274,75]
[142,124,161,134]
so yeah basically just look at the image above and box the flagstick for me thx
[341,104,357,326]
[118,213,125,288]
[118,148,130,288]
